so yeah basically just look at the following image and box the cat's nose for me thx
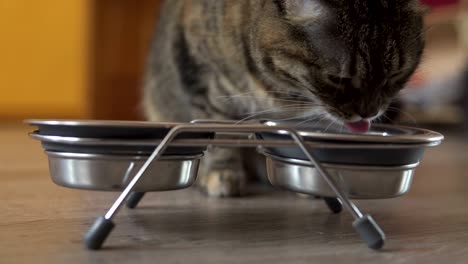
[358,112,373,119]
[357,110,379,120]
[356,108,380,119]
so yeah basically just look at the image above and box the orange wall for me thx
[0,0,90,119]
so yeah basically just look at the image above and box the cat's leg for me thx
[242,148,268,184]
[197,147,247,197]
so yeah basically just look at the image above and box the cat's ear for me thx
[278,0,328,21]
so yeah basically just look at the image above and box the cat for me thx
[142,0,426,197]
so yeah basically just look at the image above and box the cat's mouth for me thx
[344,120,371,133]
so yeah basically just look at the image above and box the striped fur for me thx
[142,0,426,196]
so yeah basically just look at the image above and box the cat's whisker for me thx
[219,90,316,102]
[219,93,321,104]
[313,114,332,126]
[294,113,329,126]
[339,122,345,133]
[264,90,311,97]
[380,113,395,124]
[387,106,417,124]
[219,95,316,104]
[374,115,384,123]
[241,104,317,116]
[222,90,312,99]
[236,105,318,124]
[238,104,329,124]
[268,115,312,122]
[241,102,328,116]
[378,114,394,125]
[270,112,327,123]
[324,117,338,132]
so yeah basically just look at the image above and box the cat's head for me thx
[254,0,426,131]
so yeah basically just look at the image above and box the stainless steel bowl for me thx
[262,151,417,199]
[260,120,444,144]
[45,151,202,192]
[257,120,444,166]
[25,119,211,139]
[29,132,207,156]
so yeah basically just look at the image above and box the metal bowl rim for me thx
[25,119,183,129]
[45,151,203,161]
[260,149,419,171]
[30,131,441,149]
[30,132,166,147]
[261,120,444,145]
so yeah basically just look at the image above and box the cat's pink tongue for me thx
[345,120,371,133]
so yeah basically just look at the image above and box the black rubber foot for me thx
[353,215,386,250]
[84,216,115,250]
[324,197,342,214]
[126,192,146,209]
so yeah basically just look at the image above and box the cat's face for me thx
[255,0,425,130]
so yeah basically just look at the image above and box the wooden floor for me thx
[1,123,467,263]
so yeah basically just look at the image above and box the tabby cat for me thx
[143,0,426,197]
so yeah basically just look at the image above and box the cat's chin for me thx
[344,120,371,133]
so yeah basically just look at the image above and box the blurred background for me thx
[0,0,160,121]
[0,0,467,129]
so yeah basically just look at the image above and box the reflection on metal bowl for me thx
[45,151,202,192]
[262,151,417,199]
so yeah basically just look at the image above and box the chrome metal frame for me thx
[84,123,392,250]
[26,119,443,250]
[103,124,366,220]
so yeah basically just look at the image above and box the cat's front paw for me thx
[198,169,246,197]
